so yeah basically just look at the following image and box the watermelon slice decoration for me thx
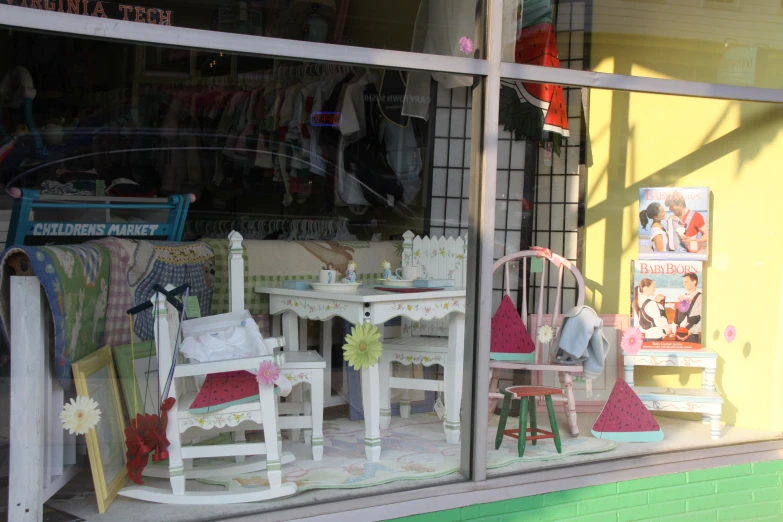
[592,379,664,442]
[500,0,569,149]
[189,370,264,414]
[490,294,536,362]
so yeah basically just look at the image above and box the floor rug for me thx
[200,413,615,493]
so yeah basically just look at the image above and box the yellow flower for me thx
[407,305,413,311]
[198,418,205,425]
[326,305,331,310]
[439,248,446,256]
[414,250,420,257]
[457,254,464,260]
[443,303,449,309]
[343,323,383,371]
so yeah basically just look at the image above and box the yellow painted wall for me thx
[584,53,783,431]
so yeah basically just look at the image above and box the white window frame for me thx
[2,1,783,520]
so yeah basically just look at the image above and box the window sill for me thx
[238,438,783,522]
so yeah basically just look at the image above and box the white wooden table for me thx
[255,283,467,461]
[623,349,723,440]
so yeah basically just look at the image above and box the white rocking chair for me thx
[119,288,298,504]
[378,230,467,444]
[488,248,586,437]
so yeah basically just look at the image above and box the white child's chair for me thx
[119,288,298,504]
[227,231,326,459]
[378,230,467,444]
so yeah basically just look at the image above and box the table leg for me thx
[282,310,302,442]
[444,312,465,444]
[321,318,333,403]
[361,363,382,462]
[311,370,324,461]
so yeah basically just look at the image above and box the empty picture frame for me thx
[72,346,129,514]
[530,314,629,412]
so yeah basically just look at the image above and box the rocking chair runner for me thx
[489,248,586,437]
[119,289,297,504]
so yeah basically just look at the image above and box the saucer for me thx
[377,278,414,288]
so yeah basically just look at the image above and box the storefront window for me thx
[0,27,481,519]
[502,0,783,89]
[486,78,783,477]
[3,0,485,60]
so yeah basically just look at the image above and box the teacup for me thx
[319,269,339,284]
[395,266,418,280]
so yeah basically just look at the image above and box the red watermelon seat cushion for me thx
[490,295,536,362]
[189,370,278,414]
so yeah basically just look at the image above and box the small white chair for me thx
[488,248,586,437]
[227,231,326,459]
[378,230,467,443]
[119,289,297,504]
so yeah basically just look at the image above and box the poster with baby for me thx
[631,260,704,350]
[638,187,709,261]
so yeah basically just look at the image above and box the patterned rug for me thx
[199,413,615,493]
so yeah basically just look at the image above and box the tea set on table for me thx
[310,261,363,292]
[379,260,419,288]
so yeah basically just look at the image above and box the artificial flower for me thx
[459,36,474,54]
[343,323,383,371]
[60,396,101,435]
[677,299,690,313]
[537,325,554,344]
[256,360,280,386]
[621,327,643,355]
[724,325,737,343]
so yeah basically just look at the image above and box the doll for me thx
[342,261,357,283]
[381,260,394,280]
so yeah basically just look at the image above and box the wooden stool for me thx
[495,385,563,457]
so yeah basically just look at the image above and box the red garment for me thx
[680,211,705,238]
[513,21,569,137]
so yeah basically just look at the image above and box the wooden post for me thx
[9,277,46,522]
[227,230,244,313]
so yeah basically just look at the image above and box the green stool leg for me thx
[545,395,562,453]
[528,396,537,446]
[518,395,528,458]
[495,391,512,450]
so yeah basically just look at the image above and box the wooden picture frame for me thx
[529,314,629,412]
[112,341,159,419]
[72,346,129,514]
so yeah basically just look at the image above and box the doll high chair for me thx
[119,288,297,504]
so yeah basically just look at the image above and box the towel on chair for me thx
[552,305,609,380]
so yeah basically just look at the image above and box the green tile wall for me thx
[387,460,783,522]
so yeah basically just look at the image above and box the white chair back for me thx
[492,248,585,364]
[400,230,467,337]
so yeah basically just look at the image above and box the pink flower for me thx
[677,299,690,313]
[256,361,280,386]
[724,325,737,343]
[459,36,474,55]
[621,327,644,355]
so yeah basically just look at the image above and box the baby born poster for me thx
[638,187,709,261]
[631,260,704,350]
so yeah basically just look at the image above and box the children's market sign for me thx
[6,0,173,25]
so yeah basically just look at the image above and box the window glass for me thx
[486,78,783,477]
[4,0,484,60]
[0,27,480,519]
[502,0,783,89]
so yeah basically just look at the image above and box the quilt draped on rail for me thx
[0,239,216,388]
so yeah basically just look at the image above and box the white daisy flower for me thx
[537,325,555,344]
[60,396,101,435]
